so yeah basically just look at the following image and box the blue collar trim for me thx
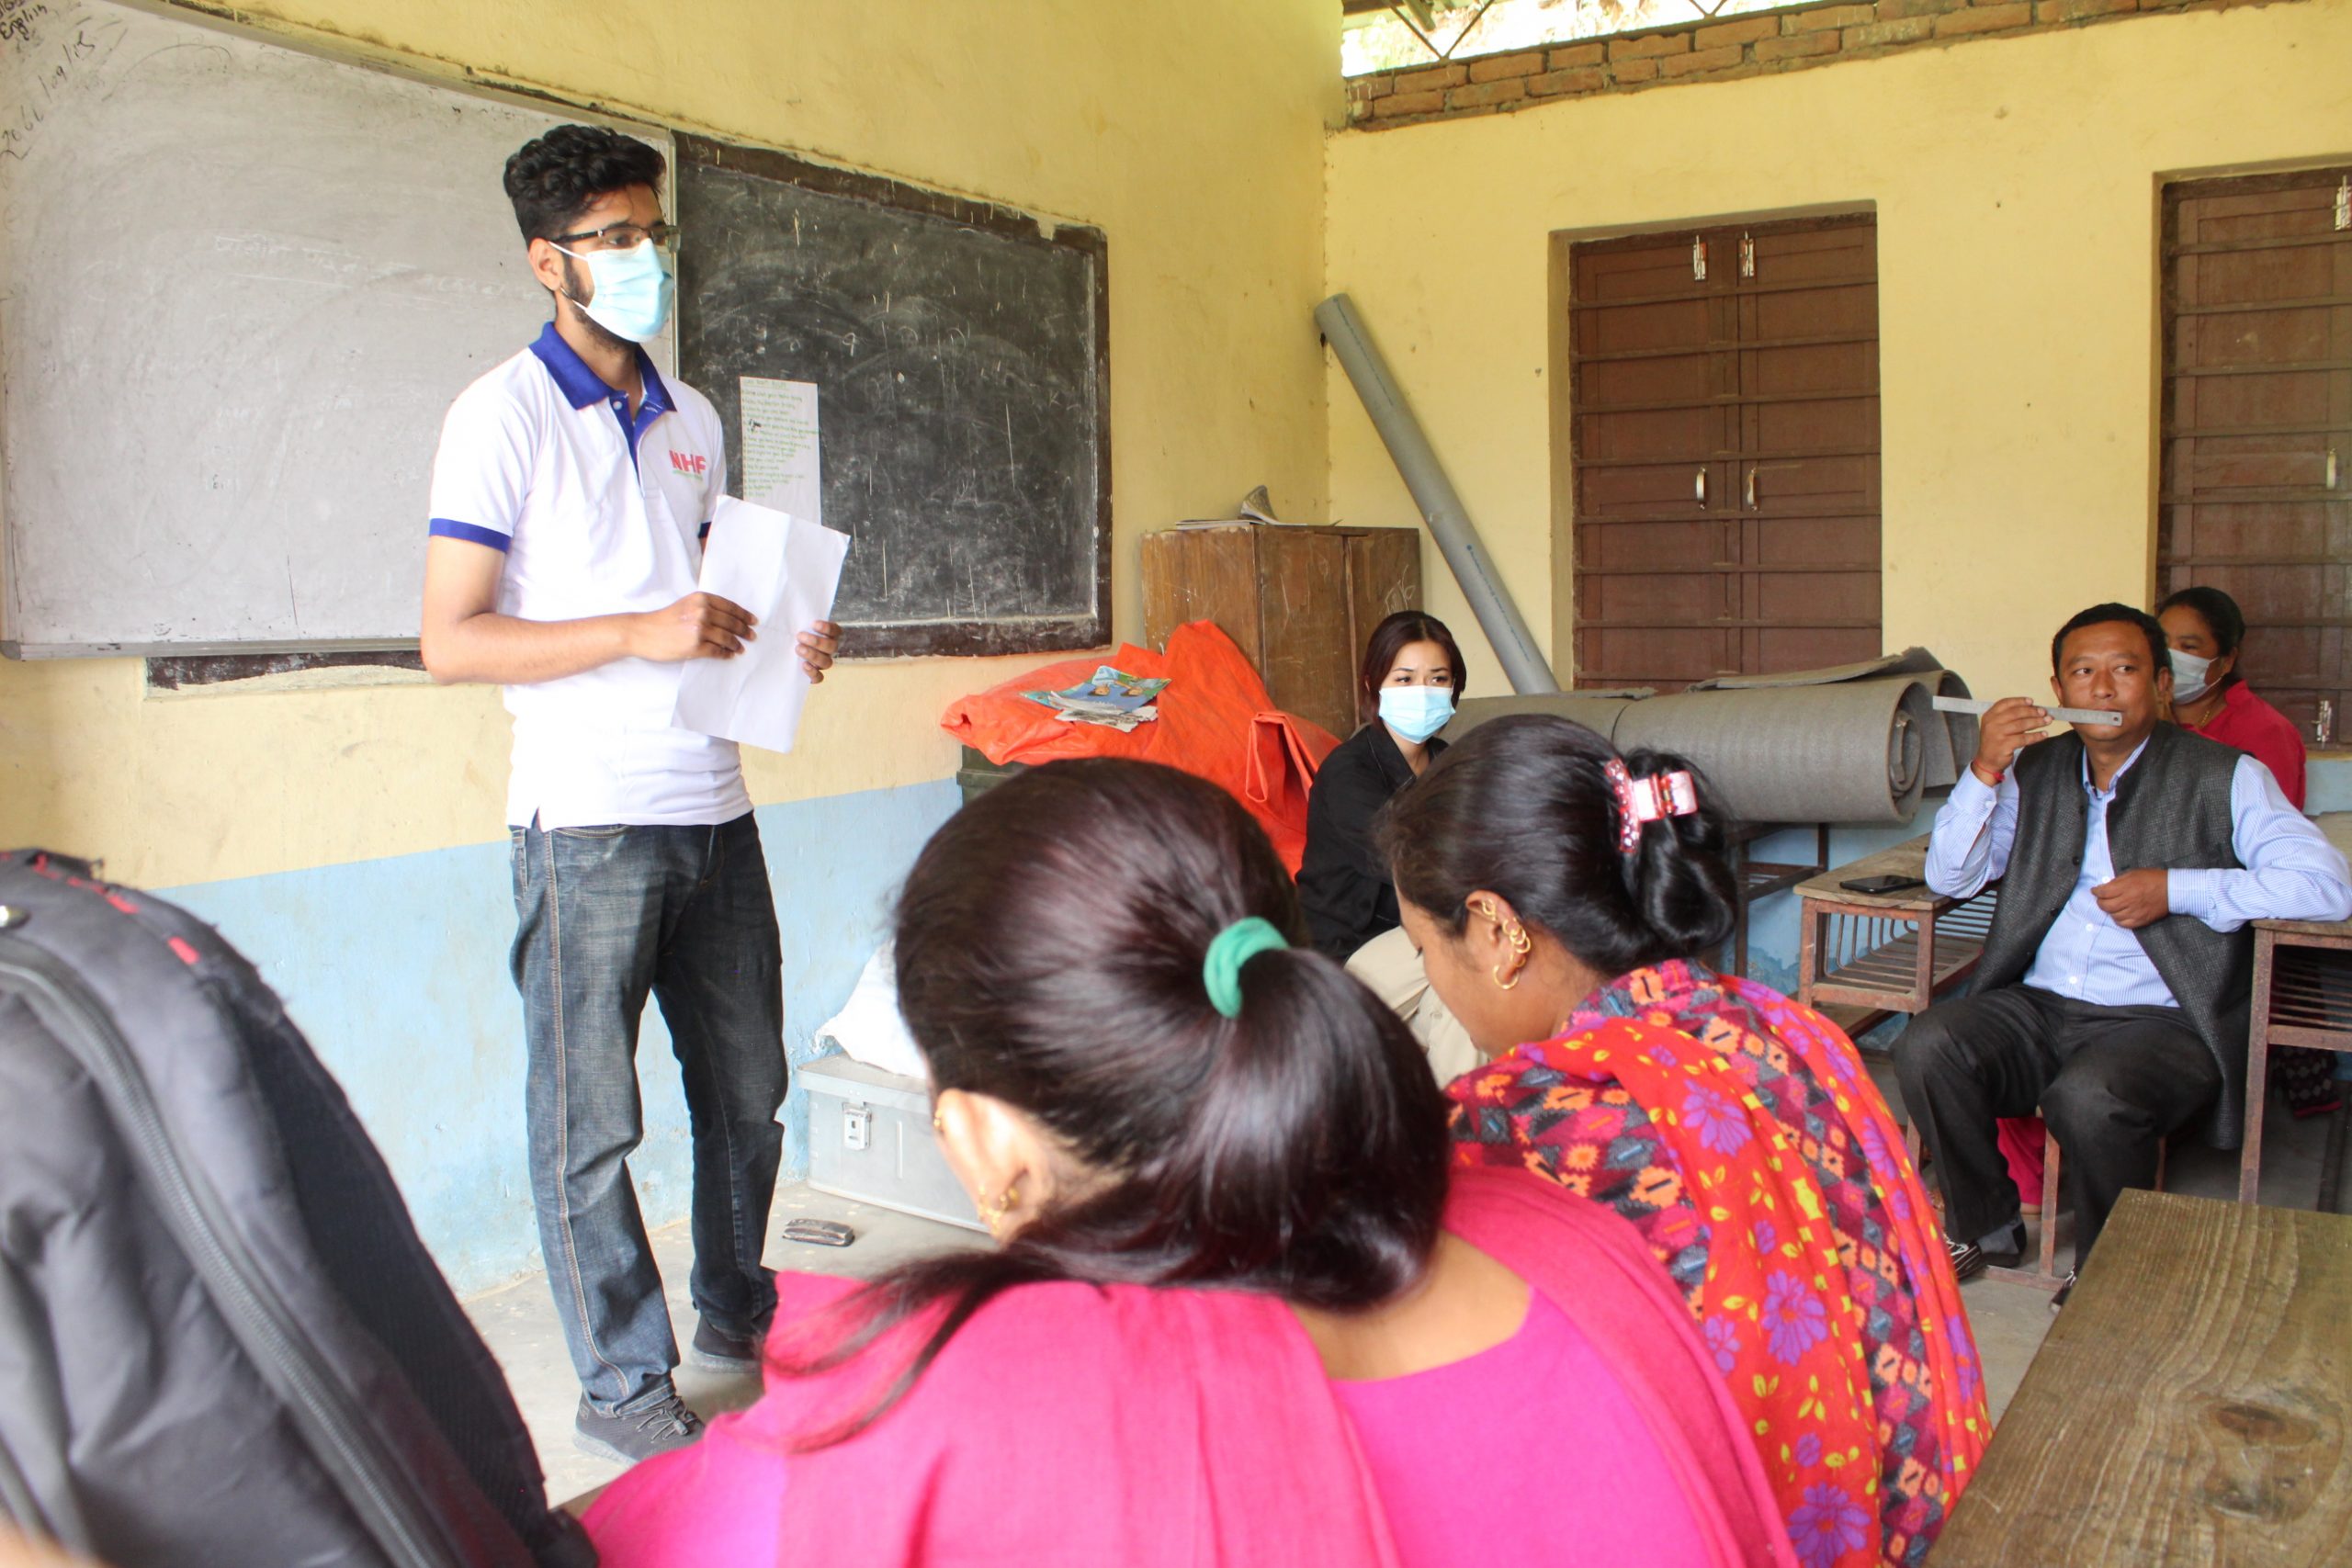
[527,321,673,461]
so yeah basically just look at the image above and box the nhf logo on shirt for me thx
[668,450,708,477]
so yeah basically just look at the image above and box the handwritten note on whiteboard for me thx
[739,376,820,525]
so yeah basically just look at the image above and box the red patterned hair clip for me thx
[1603,759,1700,853]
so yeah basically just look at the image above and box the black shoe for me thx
[1946,1228,2024,1283]
[1979,1220,2027,1270]
[686,1315,764,1375]
[2051,1270,2077,1314]
[574,1393,703,1464]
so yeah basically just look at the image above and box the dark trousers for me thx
[1895,986,2221,1269]
[510,814,786,1414]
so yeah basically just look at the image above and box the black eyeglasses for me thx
[548,220,680,255]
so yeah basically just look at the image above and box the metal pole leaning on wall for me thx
[1316,293,1559,696]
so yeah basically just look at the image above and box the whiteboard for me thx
[0,0,673,653]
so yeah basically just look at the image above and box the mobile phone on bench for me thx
[1839,873,1925,895]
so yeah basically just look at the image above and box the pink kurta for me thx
[585,1168,1799,1568]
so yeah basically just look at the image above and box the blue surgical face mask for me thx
[556,240,673,344]
[1378,684,1455,744]
[2170,649,2215,705]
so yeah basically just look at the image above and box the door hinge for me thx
[2336,175,2350,232]
[1739,232,1756,278]
[1691,236,1707,281]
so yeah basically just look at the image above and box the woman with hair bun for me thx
[1382,716,1988,1568]
[587,758,1796,1568]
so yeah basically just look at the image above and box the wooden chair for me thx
[2239,918,2352,1206]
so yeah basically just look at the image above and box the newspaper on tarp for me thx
[1021,666,1170,733]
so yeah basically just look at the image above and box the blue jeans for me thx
[510,814,786,1414]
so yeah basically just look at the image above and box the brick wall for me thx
[1346,0,2296,126]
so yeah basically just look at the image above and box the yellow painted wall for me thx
[0,0,1340,886]
[1325,0,2352,707]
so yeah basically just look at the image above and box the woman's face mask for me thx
[1378,684,1455,744]
[2169,648,2217,705]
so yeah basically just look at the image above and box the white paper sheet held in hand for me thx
[673,496,850,755]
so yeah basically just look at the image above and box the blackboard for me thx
[676,135,1109,659]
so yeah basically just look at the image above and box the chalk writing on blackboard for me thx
[677,134,1108,660]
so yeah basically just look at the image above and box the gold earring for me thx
[983,1182,1021,1239]
[1492,920,1532,990]
[931,1106,945,1135]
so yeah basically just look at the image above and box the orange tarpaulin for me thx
[940,621,1341,873]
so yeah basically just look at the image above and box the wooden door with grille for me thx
[1568,214,1882,689]
[2161,169,2352,742]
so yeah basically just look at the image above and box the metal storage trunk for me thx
[800,1055,984,1232]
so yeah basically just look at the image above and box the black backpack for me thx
[0,850,594,1567]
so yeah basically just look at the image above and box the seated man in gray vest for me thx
[1898,603,2352,1304]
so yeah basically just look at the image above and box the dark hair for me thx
[2049,602,2167,677]
[1358,611,1467,726]
[502,124,666,243]
[779,759,1450,1441]
[2156,585,2247,690]
[1378,715,1738,976]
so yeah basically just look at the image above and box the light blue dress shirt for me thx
[1925,739,2352,1010]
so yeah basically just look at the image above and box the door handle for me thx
[1745,468,1758,509]
[1695,468,1708,508]
[2328,448,2339,491]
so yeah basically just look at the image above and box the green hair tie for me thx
[1202,916,1289,1019]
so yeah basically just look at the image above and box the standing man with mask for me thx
[420,125,840,1463]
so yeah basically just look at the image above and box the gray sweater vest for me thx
[1969,723,2251,1148]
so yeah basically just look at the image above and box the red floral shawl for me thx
[1449,962,1989,1568]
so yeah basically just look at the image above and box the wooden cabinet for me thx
[1140,522,1421,738]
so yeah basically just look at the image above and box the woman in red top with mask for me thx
[2160,585,2308,807]
[2159,585,2334,1117]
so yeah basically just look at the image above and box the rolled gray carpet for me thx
[1611,678,1935,823]
[1442,692,1649,745]
[1438,649,1975,825]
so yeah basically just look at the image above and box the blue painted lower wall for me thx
[164,780,961,1298]
[149,761,2352,1300]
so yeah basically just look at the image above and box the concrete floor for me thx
[464,1182,982,1504]
[465,1078,2344,1509]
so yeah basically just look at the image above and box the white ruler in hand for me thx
[1932,694,2123,728]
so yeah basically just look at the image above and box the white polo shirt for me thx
[427,323,752,829]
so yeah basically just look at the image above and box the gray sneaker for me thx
[573,1393,704,1464]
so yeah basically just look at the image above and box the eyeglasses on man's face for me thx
[548,220,680,256]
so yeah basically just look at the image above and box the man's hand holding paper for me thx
[673,495,850,754]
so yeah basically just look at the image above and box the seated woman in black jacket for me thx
[1300,614,1479,1081]
[1298,611,1466,960]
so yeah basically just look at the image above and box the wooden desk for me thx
[1794,835,1998,1041]
[1933,1190,2352,1566]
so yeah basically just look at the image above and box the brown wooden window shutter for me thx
[2161,168,2352,742]
[1568,213,1883,689]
